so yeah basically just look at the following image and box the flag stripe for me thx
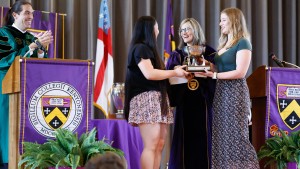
[94,0,114,115]
[94,28,112,101]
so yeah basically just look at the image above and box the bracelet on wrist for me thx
[35,39,42,49]
[212,72,218,79]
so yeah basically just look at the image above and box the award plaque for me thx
[110,82,125,119]
[182,45,211,72]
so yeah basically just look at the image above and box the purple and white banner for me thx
[266,67,300,138]
[19,58,93,153]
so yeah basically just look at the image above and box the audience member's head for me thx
[85,152,127,169]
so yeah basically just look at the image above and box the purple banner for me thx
[0,7,9,27]
[163,0,175,63]
[19,58,93,154]
[0,7,64,59]
[266,67,300,138]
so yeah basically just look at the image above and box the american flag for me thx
[94,0,114,117]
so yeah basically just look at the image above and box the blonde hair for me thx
[178,18,206,49]
[218,8,250,50]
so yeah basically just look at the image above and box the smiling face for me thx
[13,4,34,31]
[180,22,194,46]
[219,13,231,35]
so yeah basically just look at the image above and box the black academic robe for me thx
[166,45,216,169]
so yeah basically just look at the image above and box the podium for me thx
[247,65,268,168]
[247,65,300,168]
[2,56,93,169]
[2,56,21,169]
[246,65,267,151]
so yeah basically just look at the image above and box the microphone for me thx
[270,53,284,67]
[282,60,300,68]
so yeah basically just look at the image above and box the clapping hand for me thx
[35,30,54,47]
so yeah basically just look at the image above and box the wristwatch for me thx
[35,39,43,50]
[34,38,47,54]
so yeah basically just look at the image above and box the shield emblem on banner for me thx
[42,96,72,129]
[277,85,300,130]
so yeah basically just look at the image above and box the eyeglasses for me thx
[179,27,192,33]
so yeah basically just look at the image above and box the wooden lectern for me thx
[247,65,267,151]
[2,56,94,169]
[2,56,21,169]
[247,65,275,169]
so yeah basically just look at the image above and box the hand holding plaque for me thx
[182,45,211,72]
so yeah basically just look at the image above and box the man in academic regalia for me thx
[0,1,53,168]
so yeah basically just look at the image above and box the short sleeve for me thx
[237,38,252,51]
[133,44,154,64]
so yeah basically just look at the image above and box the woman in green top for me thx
[0,1,52,167]
[198,8,259,168]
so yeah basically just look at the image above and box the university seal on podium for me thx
[28,81,83,138]
[277,84,300,130]
[42,96,72,129]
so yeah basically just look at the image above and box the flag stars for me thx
[95,0,113,114]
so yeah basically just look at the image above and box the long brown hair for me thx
[125,16,169,120]
[218,8,250,50]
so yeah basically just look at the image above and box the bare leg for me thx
[153,123,167,169]
[139,123,162,169]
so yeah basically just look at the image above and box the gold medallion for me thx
[187,78,199,90]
